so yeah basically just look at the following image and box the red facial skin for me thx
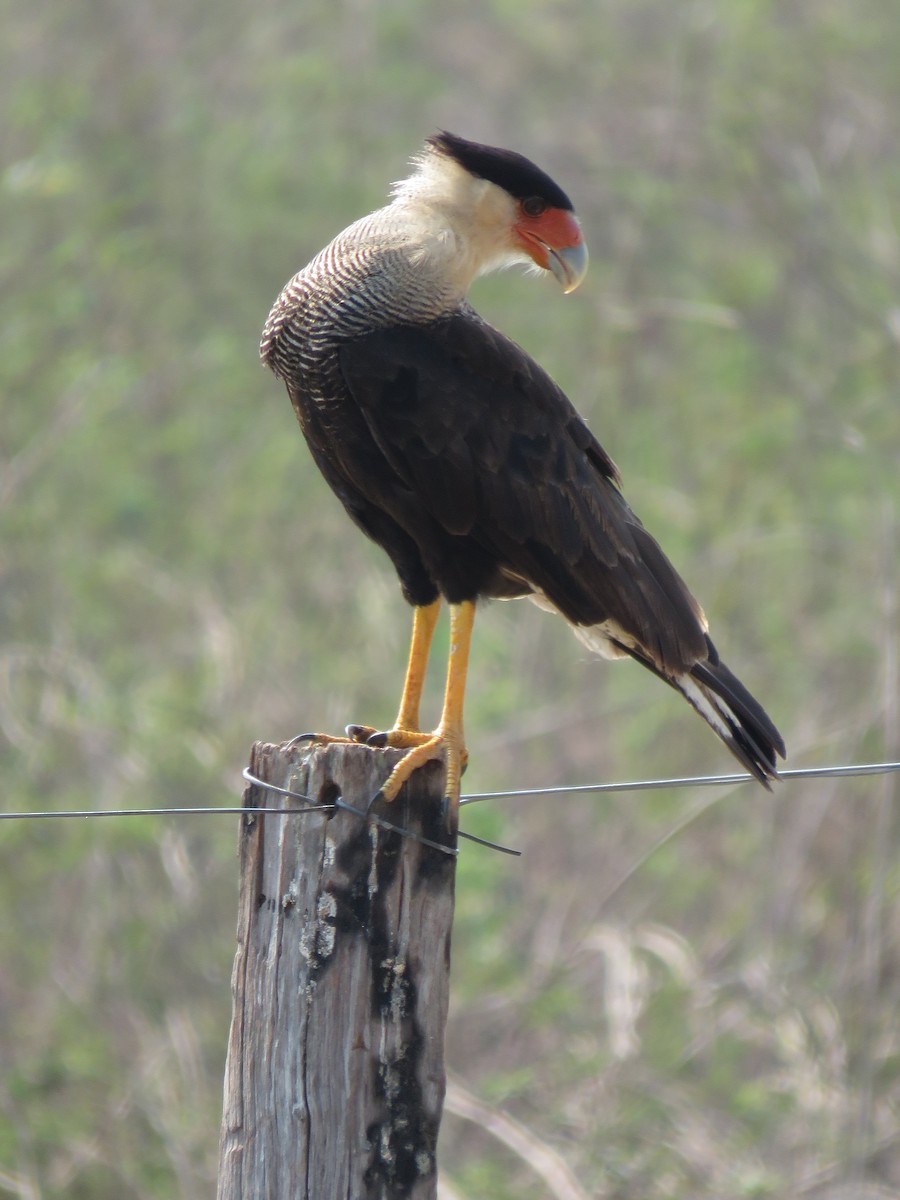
[512,204,588,293]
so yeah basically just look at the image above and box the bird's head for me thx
[391,132,588,295]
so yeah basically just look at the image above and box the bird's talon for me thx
[346,724,378,743]
[285,730,356,750]
[366,789,386,813]
[366,731,390,748]
[284,731,320,747]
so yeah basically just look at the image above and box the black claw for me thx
[366,789,385,814]
[442,794,454,830]
[366,731,389,748]
[284,732,321,749]
[345,724,373,743]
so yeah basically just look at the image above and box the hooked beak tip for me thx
[549,240,589,294]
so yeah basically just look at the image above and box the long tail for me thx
[678,658,785,786]
[624,644,786,787]
[531,589,786,785]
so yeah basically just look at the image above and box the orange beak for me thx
[513,207,588,293]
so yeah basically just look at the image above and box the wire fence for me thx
[1,760,897,822]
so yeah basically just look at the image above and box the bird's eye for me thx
[521,196,547,217]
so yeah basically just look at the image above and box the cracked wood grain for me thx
[217,739,457,1200]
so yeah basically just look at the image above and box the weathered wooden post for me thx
[217,738,457,1200]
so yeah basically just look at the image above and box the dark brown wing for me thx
[338,311,708,675]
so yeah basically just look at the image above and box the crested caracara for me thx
[261,132,785,816]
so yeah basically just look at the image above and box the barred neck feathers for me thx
[313,148,533,321]
[309,206,468,330]
[261,142,538,374]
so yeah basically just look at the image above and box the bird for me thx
[260,131,785,818]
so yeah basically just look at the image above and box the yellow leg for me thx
[378,600,475,814]
[393,598,442,732]
[433,599,474,805]
[346,599,442,747]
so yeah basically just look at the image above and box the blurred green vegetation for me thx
[2,0,899,1196]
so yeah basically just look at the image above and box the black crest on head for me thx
[427,131,574,212]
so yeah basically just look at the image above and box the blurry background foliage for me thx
[2,0,899,1196]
